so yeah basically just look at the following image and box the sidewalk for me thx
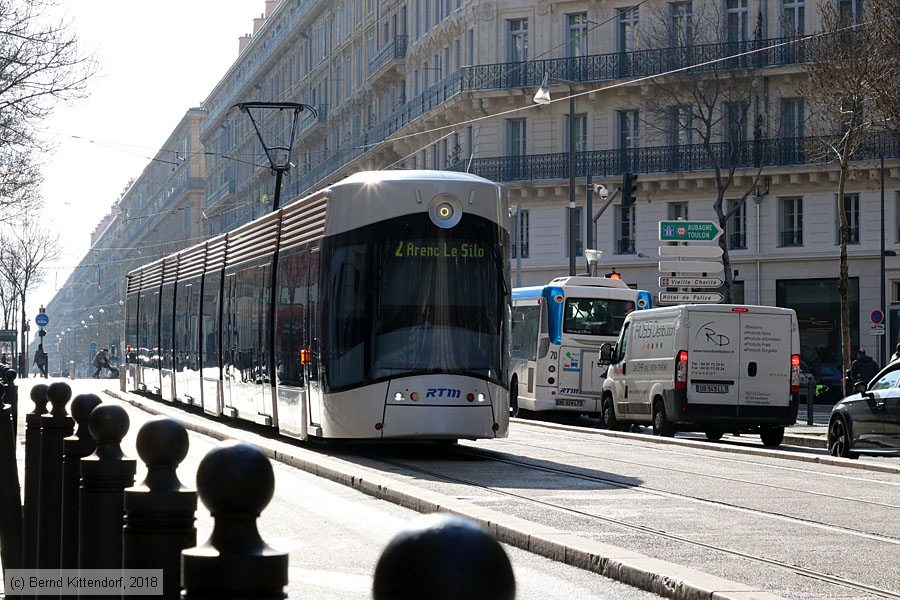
[784,403,831,449]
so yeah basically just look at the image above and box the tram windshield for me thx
[322,213,508,392]
[563,297,635,337]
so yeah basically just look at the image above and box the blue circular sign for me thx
[870,310,884,324]
[90,342,98,351]
[35,313,49,327]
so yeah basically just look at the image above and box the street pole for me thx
[880,153,886,366]
[567,85,576,276]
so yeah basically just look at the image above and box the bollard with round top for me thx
[372,513,516,600]
[60,393,102,570]
[0,373,22,581]
[36,380,74,571]
[124,417,197,600]
[22,382,49,571]
[181,440,287,600]
[78,403,136,580]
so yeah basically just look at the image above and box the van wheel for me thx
[704,429,723,442]
[602,397,620,431]
[759,425,784,448]
[509,379,519,418]
[652,400,675,437]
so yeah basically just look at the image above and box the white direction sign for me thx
[658,291,724,304]
[659,260,724,273]
[659,276,724,288]
[658,245,724,258]
[869,323,886,336]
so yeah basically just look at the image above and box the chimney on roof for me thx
[265,0,278,18]
[253,13,265,35]
[239,33,252,54]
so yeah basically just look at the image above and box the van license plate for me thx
[696,384,729,394]
[556,399,584,407]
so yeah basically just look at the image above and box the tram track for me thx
[370,451,900,600]
[502,427,900,512]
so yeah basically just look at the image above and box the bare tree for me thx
[800,5,883,387]
[868,0,900,131]
[0,0,96,219]
[637,1,771,302]
[0,219,60,375]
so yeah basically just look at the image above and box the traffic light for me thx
[606,270,621,280]
[621,172,638,206]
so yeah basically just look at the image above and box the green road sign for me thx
[659,220,723,242]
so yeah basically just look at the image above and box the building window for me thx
[566,207,584,257]
[725,0,748,44]
[564,113,587,152]
[896,192,900,242]
[781,98,804,138]
[727,199,746,249]
[836,193,860,244]
[614,205,636,254]
[668,201,688,220]
[670,1,693,46]
[838,0,864,24]
[782,0,805,36]
[507,19,528,62]
[616,7,639,53]
[414,0,420,38]
[669,105,693,145]
[467,29,474,66]
[466,125,474,160]
[724,102,748,143]
[506,119,526,156]
[512,208,530,259]
[566,13,588,58]
[779,196,803,246]
[618,110,639,149]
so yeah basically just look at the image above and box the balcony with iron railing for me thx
[297,104,329,137]
[369,35,409,76]
[459,36,813,92]
[446,133,900,182]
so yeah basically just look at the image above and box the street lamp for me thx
[534,73,578,276]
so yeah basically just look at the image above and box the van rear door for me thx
[738,311,792,410]
[687,309,741,412]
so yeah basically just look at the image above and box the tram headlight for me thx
[428,193,462,229]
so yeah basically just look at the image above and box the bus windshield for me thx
[563,297,635,337]
[321,212,508,392]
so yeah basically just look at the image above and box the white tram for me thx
[123,170,511,441]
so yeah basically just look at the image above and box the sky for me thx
[29,1,263,330]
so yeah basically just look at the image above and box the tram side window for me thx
[201,270,222,372]
[511,305,540,360]
[125,293,138,363]
[275,246,308,387]
[325,243,367,390]
[160,283,175,370]
[138,289,159,368]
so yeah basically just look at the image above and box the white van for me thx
[597,304,800,447]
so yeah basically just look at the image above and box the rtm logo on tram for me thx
[426,388,462,398]
[394,241,485,258]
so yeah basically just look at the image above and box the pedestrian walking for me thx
[33,344,48,378]
[849,349,879,386]
[91,348,112,379]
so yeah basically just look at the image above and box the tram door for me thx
[305,250,322,428]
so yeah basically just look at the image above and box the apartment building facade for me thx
[46,0,899,384]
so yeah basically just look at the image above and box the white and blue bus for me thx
[509,276,652,416]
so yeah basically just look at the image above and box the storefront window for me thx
[777,278,858,399]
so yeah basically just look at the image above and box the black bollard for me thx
[36,381,74,572]
[124,417,197,600]
[4,368,18,441]
[60,393,102,570]
[0,377,23,582]
[372,514,516,600]
[181,440,287,600]
[22,383,49,572]
[78,403,136,582]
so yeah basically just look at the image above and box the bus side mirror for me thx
[598,343,615,365]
